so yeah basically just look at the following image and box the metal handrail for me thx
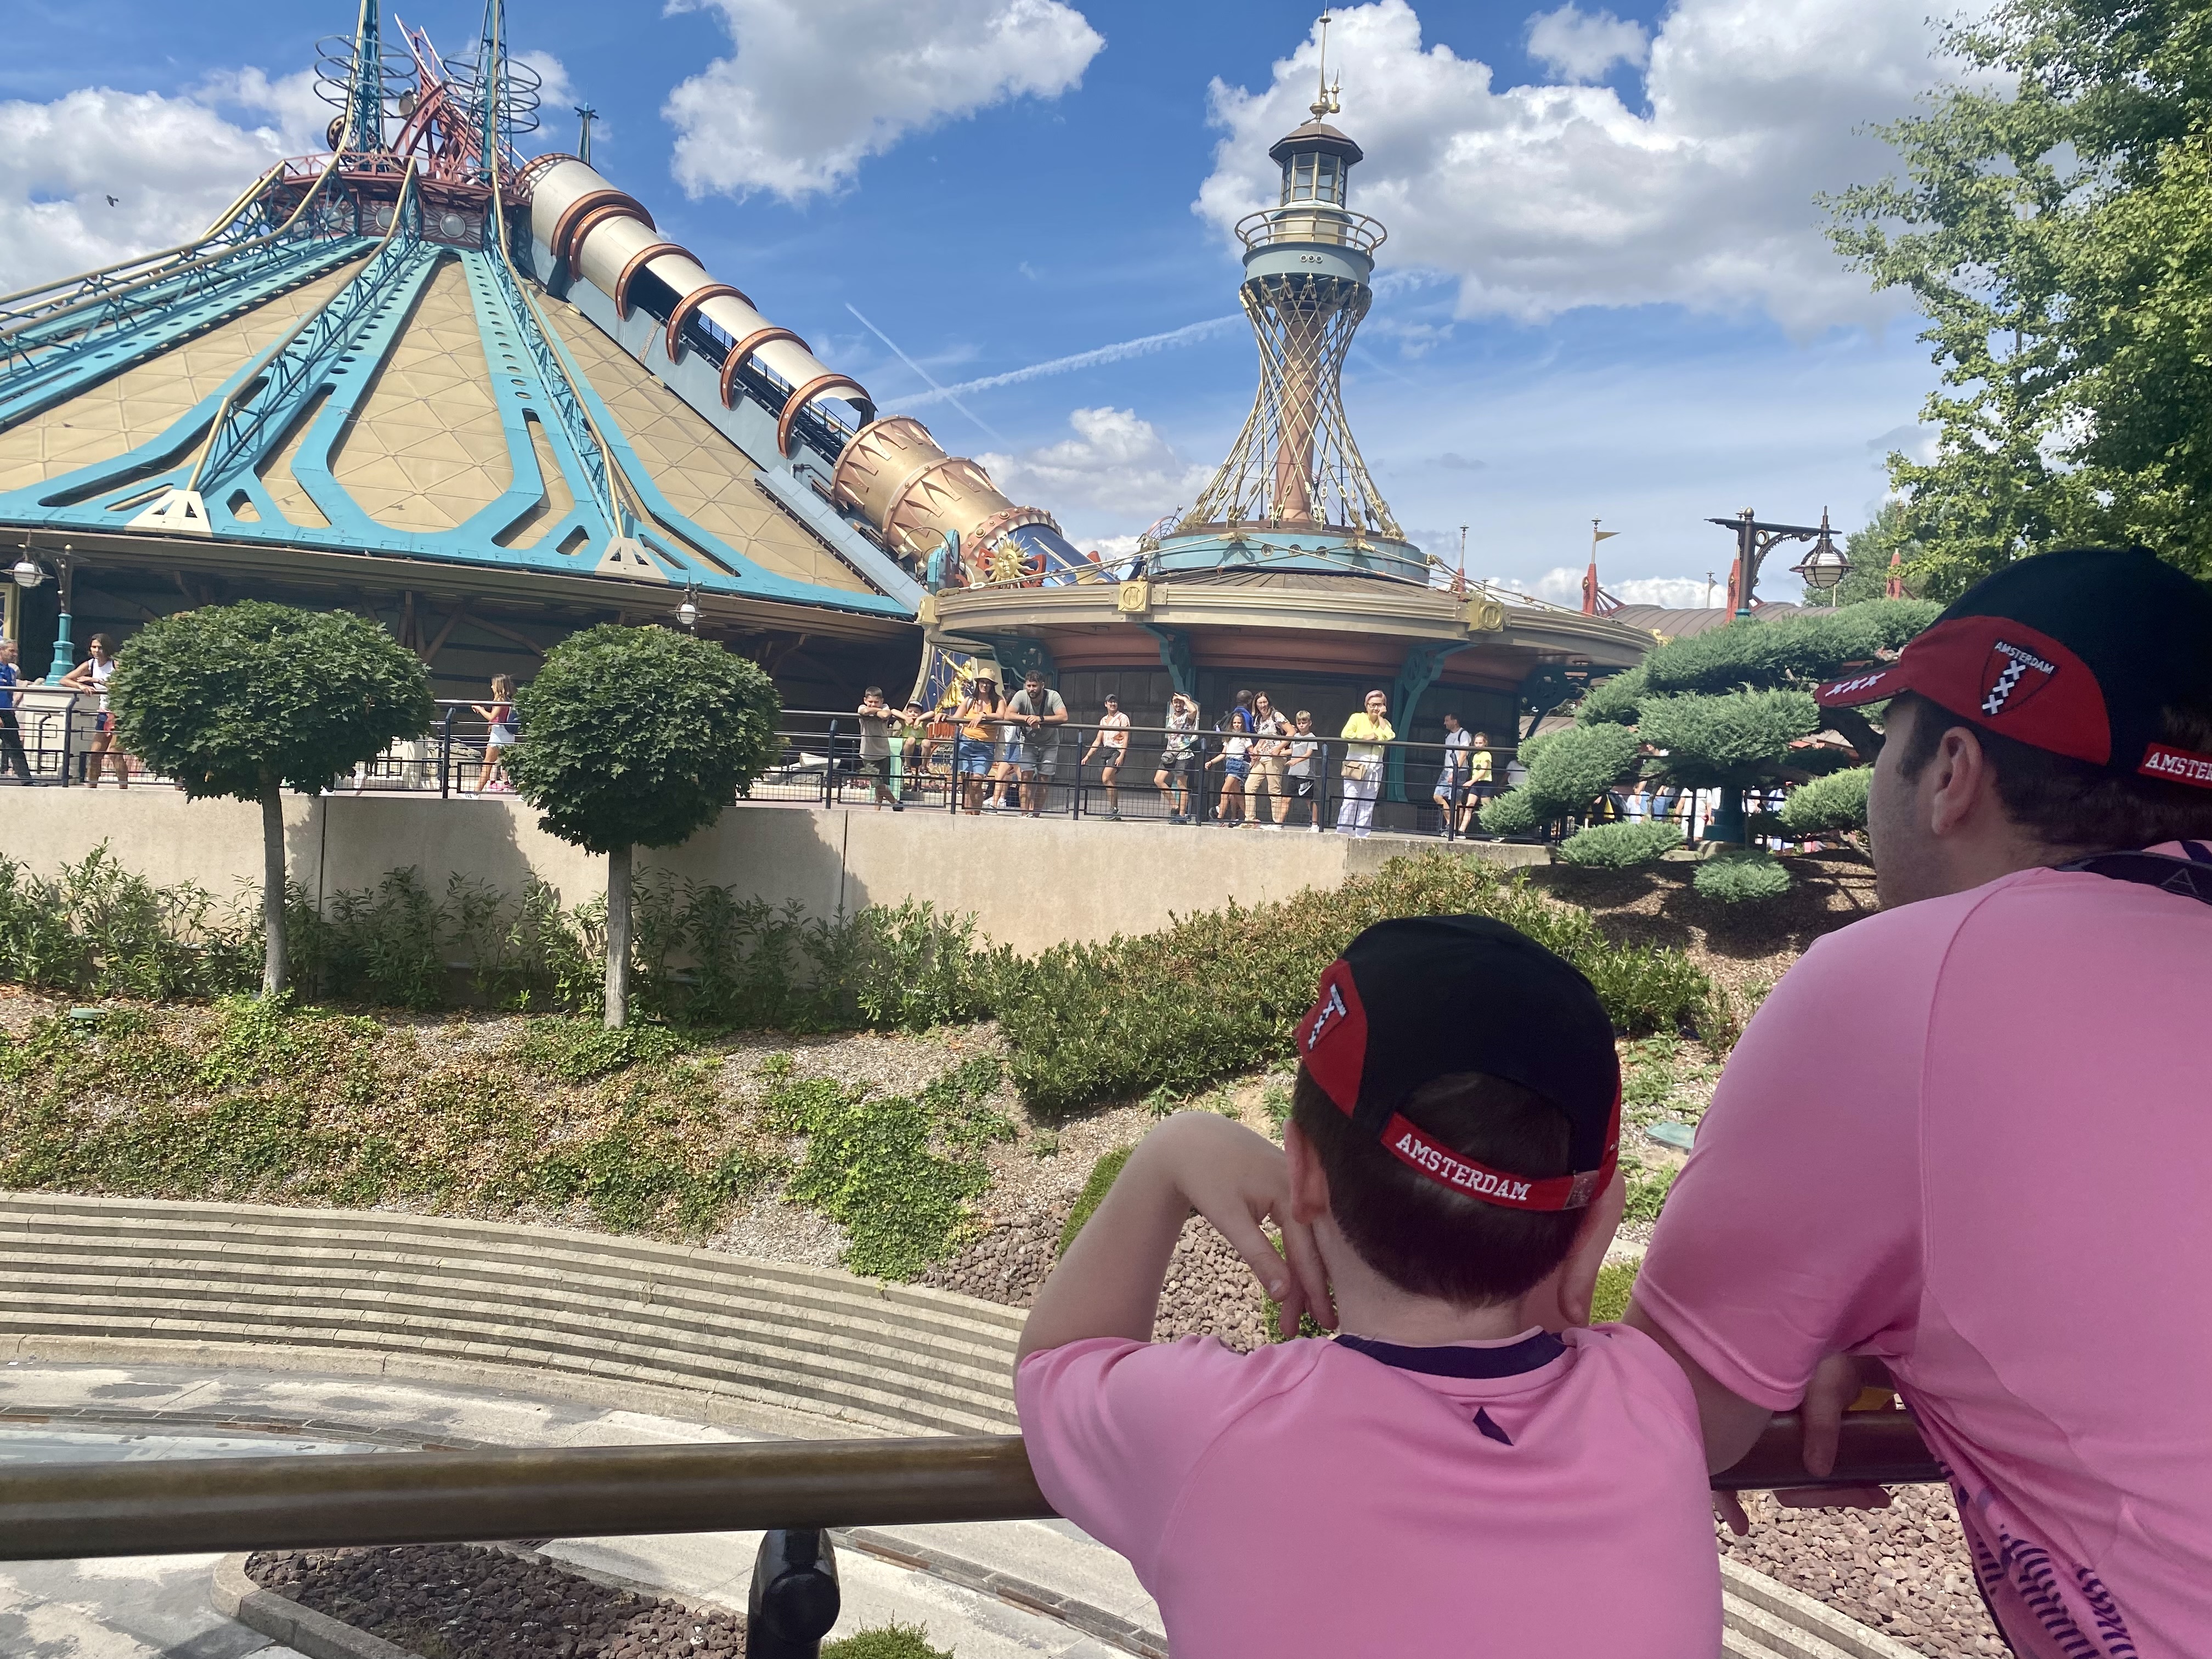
[0,1416,1936,1562]
[1233,205,1387,256]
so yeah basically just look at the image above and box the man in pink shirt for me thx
[1630,548,2212,1658]
[1017,916,1721,1657]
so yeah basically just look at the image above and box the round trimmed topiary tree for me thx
[506,624,781,1028]
[109,601,433,997]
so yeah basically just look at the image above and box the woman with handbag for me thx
[1334,689,1394,838]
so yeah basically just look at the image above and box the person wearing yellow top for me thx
[1335,689,1395,837]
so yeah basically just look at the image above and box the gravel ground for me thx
[249,1543,748,1659]
[1719,1488,2006,1659]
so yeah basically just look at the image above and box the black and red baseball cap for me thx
[1294,916,1621,1212]
[1816,548,2212,788]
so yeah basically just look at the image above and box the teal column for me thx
[1386,641,1465,803]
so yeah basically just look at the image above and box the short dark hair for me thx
[864,685,884,699]
[1025,669,1045,683]
[1291,1067,1583,1308]
[1891,690,2212,851]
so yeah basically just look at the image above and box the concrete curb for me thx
[212,1553,425,1659]
[1723,1557,1927,1659]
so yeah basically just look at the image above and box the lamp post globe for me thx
[9,555,40,589]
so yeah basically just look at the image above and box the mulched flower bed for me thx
[248,1543,747,1659]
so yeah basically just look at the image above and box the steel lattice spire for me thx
[1182,80,1400,542]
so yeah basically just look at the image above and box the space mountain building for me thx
[0,1,1652,746]
[0,0,1086,705]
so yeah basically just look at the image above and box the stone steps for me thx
[0,1193,1925,1659]
[0,1194,1023,1437]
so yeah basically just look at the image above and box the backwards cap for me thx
[1294,916,1621,1212]
[1817,548,2212,788]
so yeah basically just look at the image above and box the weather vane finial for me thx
[1312,13,1341,119]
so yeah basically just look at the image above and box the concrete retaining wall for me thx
[5,792,1544,953]
[0,1194,1023,1437]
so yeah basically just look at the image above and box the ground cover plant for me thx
[0,998,1002,1278]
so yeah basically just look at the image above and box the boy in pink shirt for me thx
[1016,916,1721,1658]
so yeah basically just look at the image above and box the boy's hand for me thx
[1151,1113,1333,1339]
[1017,1112,1333,1360]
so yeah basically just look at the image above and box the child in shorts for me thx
[1015,915,1720,1657]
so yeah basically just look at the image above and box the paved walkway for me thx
[0,1361,1163,1658]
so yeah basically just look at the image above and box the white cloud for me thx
[977,407,1212,520]
[1528,566,1720,608]
[1197,0,1989,334]
[0,77,312,294]
[663,0,1104,202]
[514,50,582,146]
[1525,4,1650,82]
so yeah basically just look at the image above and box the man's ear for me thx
[1926,723,2000,838]
[1283,1120,1332,1226]
[1547,1169,1626,1330]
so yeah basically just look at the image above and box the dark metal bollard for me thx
[747,1527,842,1658]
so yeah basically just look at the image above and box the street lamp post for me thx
[1709,509,1835,620]
[8,545,76,680]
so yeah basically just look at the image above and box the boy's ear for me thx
[1547,1169,1626,1329]
[1282,1120,1333,1226]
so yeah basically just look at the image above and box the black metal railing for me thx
[0,1419,1937,1655]
[2,693,1820,855]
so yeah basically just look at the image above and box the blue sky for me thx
[1,0,1967,605]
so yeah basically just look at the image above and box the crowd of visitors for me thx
[866,674,1504,836]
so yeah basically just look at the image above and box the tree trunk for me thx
[260,781,289,998]
[603,843,632,1030]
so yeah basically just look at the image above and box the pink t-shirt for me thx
[1638,849,2212,1659]
[1017,1324,1719,1658]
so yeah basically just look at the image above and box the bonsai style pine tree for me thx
[1481,597,1939,852]
[109,602,433,996]
[506,624,781,1028]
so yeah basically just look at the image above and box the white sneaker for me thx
[1263,822,1283,832]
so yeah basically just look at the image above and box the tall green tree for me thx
[1827,0,2212,591]
[506,625,781,1028]
[109,603,433,997]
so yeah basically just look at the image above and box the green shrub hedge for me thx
[1779,766,1872,836]
[0,850,998,1034]
[1556,821,1684,870]
[997,853,1713,1113]
[4,848,1718,1119]
[1694,849,1794,903]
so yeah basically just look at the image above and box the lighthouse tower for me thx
[1160,30,1413,580]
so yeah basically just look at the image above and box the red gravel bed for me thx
[248,1543,746,1659]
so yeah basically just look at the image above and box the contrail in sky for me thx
[891,315,1243,409]
[844,303,1001,442]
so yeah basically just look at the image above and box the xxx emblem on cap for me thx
[1981,640,2058,720]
